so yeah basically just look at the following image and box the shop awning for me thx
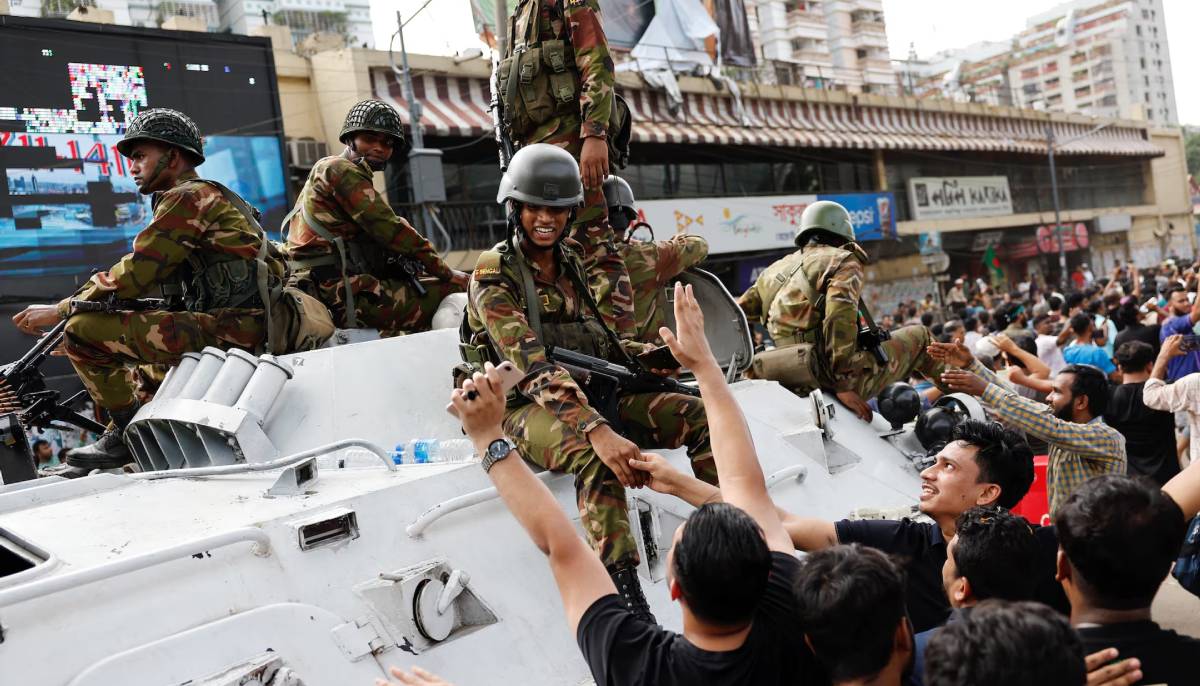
[371,69,1163,158]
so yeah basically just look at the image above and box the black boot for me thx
[609,565,656,625]
[62,405,139,472]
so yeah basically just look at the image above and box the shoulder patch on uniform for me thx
[473,250,506,283]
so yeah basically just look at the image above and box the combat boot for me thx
[55,405,139,476]
[609,565,656,625]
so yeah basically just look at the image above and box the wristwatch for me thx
[481,437,516,473]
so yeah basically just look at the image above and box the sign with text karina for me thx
[635,191,896,255]
[907,176,1014,221]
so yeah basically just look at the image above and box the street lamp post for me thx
[1045,122,1112,292]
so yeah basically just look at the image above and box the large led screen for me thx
[0,17,288,285]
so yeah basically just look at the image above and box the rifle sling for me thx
[281,195,359,328]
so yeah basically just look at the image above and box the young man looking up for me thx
[448,283,815,685]
[794,544,912,686]
[1105,341,1179,486]
[935,340,1126,516]
[629,420,1047,633]
[1056,474,1199,684]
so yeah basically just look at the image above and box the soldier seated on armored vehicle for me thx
[737,200,953,421]
[283,99,469,337]
[449,283,819,684]
[603,176,708,346]
[459,144,717,624]
[11,109,289,478]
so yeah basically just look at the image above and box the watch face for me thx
[489,439,512,460]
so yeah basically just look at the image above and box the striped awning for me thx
[371,69,1162,158]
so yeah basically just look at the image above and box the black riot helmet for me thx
[116,108,205,164]
[603,175,637,234]
[877,382,921,430]
[339,99,408,158]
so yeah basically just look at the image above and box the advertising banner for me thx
[636,191,896,255]
[907,176,1014,220]
[0,19,288,281]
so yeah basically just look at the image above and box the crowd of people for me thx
[377,282,1200,686]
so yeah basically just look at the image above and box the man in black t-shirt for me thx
[1105,341,1180,486]
[448,284,815,686]
[1056,474,1200,684]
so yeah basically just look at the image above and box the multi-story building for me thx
[218,0,374,49]
[2,0,372,48]
[902,0,1177,124]
[746,0,895,94]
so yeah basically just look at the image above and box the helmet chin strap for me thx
[345,140,387,172]
[140,149,176,193]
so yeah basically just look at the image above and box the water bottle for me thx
[391,442,406,465]
[405,438,477,464]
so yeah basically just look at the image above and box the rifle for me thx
[548,346,700,431]
[490,50,516,171]
[0,319,107,435]
[856,305,891,367]
[383,255,429,298]
[69,296,167,314]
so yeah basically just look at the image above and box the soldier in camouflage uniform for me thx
[461,145,716,623]
[498,0,637,341]
[604,176,709,345]
[11,109,283,475]
[284,99,468,336]
[737,201,949,421]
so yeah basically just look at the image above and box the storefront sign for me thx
[1036,223,1089,253]
[907,176,1014,220]
[1096,213,1132,233]
[635,191,897,255]
[918,232,942,255]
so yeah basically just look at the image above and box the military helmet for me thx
[116,108,205,163]
[602,176,636,216]
[877,382,921,430]
[496,143,583,208]
[339,99,407,150]
[795,200,855,246]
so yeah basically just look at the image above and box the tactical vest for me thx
[460,240,617,373]
[155,183,263,312]
[499,0,581,138]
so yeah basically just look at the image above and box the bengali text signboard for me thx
[907,176,1014,221]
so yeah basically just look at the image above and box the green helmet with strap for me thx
[796,200,856,246]
[496,143,583,207]
[116,108,205,163]
[339,99,407,151]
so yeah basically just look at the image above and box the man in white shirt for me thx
[1143,334,1199,466]
[1032,313,1067,376]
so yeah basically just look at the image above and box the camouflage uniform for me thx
[285,155,462,336]
[56,170,272,411]
[738,244,949,400]
[501,0,636,340]
[465,238,716,569]
[618,234,709,345]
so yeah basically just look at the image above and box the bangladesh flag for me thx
[983,243,1005,287]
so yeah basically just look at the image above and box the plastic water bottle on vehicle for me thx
[403,438,477,464]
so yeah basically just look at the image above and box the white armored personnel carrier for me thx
[0,272,942,685]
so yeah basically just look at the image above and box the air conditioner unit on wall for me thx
[286,138,329,169]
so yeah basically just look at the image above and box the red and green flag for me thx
[983,243,1005,286]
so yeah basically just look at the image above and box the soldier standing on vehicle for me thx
[460,145,716,623]
[496,0,637,341]
[284,99,468,336]
[603,176,708,345]
[10,109,286,475]
[737,201,950,421]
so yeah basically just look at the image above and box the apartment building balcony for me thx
[787,7,825,32]
[156,0,220,30]
[793,49,835,67]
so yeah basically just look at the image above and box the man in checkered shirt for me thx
[933,341,1126,515]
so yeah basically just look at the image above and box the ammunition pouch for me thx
[541,318,612,361]
[748,342,823,392]
[164,252,263,312]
